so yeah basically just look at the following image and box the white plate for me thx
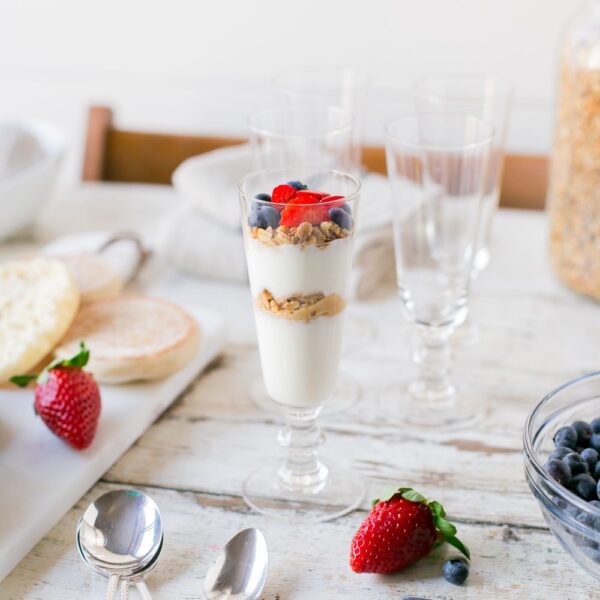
[0,304,224,581]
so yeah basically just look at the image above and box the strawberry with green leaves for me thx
[11,343,101,450]
[350,487,469,574]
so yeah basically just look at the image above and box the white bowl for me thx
[0,120,66,241]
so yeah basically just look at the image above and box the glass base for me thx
[250,374,362,416]
[379,382,486,432]
[243,458,365,522]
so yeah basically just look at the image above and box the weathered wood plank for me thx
[1,482,596,600]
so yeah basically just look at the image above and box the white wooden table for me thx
[2,184,600,599]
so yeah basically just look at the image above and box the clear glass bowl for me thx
[524,372,600,580]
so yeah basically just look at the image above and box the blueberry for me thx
[545,459,572,486]
[261,206,280,229]
[591,417,600,434]
[564,452,588,476]
[596,478,600,500]
[248,204,266,228]
[590,433,600,453]
[329,206,354,230]
[341,203,352,215]
[254,193,271,202]
[573,420,593,446]
[554,426,578,449]
[566,503,580,518]
[572,474,598,501]
[549,447,572,461]
[551,494,568,510]
[287,180,308,191]
[582,448,599,472]
[442,558,469,585]
[595,462,600,481]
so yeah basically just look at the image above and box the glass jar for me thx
[549,1,600,299]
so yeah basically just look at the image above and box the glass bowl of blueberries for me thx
[524,372,600,580]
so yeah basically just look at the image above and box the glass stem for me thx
[409,324,456,408]
[277,407,328,491]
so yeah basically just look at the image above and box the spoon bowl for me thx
[204,528,268,600]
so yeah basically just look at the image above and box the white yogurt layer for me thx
[245,235,354,408]
[254,311,345,408]
[245,236,353,298]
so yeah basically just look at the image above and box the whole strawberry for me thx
[11,343,101,450]
[350,487,469,574]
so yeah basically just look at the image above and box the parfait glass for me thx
[272,67,368,172]
[247,105,364,415]
[239,167,364,521]
[384,115,494,429]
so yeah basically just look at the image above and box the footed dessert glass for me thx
[239,167,364,521]
[385,115,494,429]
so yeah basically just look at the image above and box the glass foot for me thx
[379,383,486,432]
[243,458,364,522]
[250,374,362,416]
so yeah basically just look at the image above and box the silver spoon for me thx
[76,489,163,599]
[204,528,268,600]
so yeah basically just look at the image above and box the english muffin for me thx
[0,257,80,383]
[55,296,200,383]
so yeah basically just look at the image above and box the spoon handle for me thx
[135,582,152,600]
[106,575,119,600]
[120,579,129,600]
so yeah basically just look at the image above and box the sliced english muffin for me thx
[55,296,200,384]
[57,254,124,304]
[0,257,80,383]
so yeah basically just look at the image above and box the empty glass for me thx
[273,67,368,171]
[412,76,513,276]
[385,115,494,428]
[247,105,354,172]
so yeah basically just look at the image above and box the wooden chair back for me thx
[82,106,548,209]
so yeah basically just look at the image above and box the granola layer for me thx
[256,289,346,322]
[249,221,351,249]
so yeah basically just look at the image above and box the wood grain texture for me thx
[1,193,597,598]
[81,105,549,209]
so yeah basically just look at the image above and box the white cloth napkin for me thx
[161,144,395,299]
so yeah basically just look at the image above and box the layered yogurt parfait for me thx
[238,168,363,521]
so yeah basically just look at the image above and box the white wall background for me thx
[0,0,575,181]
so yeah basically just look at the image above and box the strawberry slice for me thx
[272,184,298,204]
[320,195,345,208]
[280,204,329,227]
[296,189,329,201]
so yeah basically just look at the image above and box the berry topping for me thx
[272,184,298,204]
[549,447,572,461]
[554,425,578,449]
[287,180,308,191]
[341,203,352,214]
[442,558,469,585]
[254,193,271,202]
[296,189,329,200]
[261,206,281,229]
[280,203,329,227]
[248,204,266,228]
[591,433,600,453]
[349,487,469,574]
[592,417,600,434]
[329,206,354,230]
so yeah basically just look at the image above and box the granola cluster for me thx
[549,62,600,299]
[249,221,351,249]
[257,289,346,322]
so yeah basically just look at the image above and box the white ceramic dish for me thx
[0,120,66,241]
